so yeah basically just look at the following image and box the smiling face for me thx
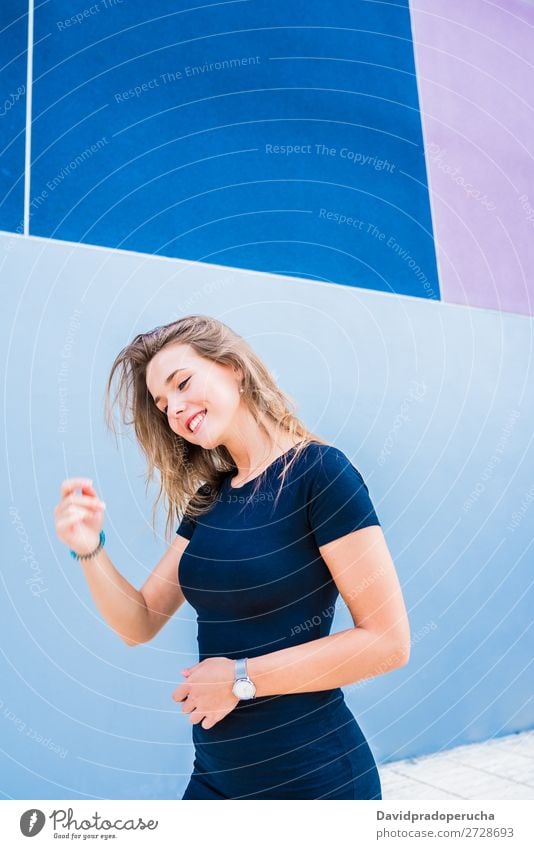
[145,342,245,449]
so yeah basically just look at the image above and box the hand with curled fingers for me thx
[54,478,106,557]
[172,657,239,730]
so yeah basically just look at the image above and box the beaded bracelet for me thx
[70,530,106,561]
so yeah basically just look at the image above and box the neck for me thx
[221,412,297,482]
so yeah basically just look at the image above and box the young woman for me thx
[54,314,410,800]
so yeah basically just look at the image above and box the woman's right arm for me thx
[54,477,189,646]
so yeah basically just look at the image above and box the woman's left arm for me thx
[248,524,411,696]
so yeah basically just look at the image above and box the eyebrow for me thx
[153,368,188,406]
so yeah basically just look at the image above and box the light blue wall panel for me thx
[0,233,531,798]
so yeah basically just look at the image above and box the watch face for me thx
[233,678,256,700]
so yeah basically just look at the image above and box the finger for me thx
[181,699,196,715]
[60,479,95,499]
[56,503,103,523]
[57,508,87,526]
[201,712,221,730]
[189,710,207,725]
[172,685,189,702]
[57,504,104,519]
[62,505,96,522]
[56,513,86,531]
[61,495,105,512]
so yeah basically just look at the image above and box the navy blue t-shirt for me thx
[175,441,382,796]
[176,441,380,663]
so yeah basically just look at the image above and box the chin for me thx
[200,436,220,451]
[191,428,216,450]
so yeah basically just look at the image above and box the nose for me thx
[168,395,186,421]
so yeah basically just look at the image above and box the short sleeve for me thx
[307,446,381,547]
[176,512,197,540]
[175,483,211,540]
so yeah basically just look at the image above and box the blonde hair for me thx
[104,314,328,541]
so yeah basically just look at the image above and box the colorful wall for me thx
[1,0,533,799]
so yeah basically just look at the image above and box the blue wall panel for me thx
[29,0,439,299]
[0,1,27,234]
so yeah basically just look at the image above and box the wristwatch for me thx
[231,657,257,700]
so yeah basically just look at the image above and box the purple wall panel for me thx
[410,0,534,316]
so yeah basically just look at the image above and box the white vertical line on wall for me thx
[23,0,35,236]
[407,0,444,304]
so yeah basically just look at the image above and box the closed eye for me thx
[162,376,190,414]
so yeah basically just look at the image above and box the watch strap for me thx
[235,657,248,681]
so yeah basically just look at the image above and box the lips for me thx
[185,409,207,432]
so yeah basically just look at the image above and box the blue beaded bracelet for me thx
[70,530,105,561]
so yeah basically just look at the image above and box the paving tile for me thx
[381,774,463,800]
[447,753,534,787]
[379,730,534,800]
